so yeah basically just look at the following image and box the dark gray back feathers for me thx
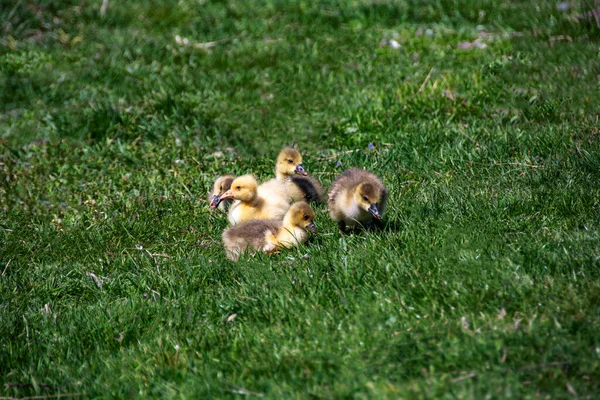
[291,176,324,203]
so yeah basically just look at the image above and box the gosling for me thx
[328,168,388,231]
[222,201,316,261]
[212,174,290,225]
[259,147,324,204]
[208,175,235,212]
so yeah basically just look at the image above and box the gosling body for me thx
[259,147,324,204]
[212,175,290,225]
[328,168,388,230]
[222,202,316,261]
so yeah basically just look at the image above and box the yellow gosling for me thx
[213,175,290,225]
[222,202,316,261]
[259,147,325,204]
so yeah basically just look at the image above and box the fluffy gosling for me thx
[328,168,388,231]
[222,201,316,261]
[259,147,324,204]
[212,174,290,225]
[208,175,235,212]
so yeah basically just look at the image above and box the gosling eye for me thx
[288,159,294,164]
[236,186,241,190]
[363,196,369,202]
[303,215,309,220]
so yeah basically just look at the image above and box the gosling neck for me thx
[276,169,289,181]
[282,213,297,229]
[244,192,263,208]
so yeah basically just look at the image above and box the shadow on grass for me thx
[330,219,403,235]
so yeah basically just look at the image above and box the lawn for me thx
[1,0,600,398]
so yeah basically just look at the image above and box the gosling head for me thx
[212,175,234,196]
[212,175,258,207]
[354,182,383,220]
[276,147,307,178]
[286,201,316,232]
[210,175,235,208]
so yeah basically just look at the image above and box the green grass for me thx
[2,0,600,398]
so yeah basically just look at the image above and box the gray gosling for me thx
[208,175,235,212]
[222,201,316,262]
[328,168,388,231]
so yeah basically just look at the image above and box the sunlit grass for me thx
[1,0,600,398]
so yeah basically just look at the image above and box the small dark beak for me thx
[368,204,381,220]
[295,164,308,176]
[307,221,317,233]
[211,189,234,208]
[210,194,221,208]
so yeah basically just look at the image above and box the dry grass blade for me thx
[226,386,264,397]
[452,372,477,383]
[316,149,360,161]
[86,272,102,289]
[468,161,541,169]
[2,259,11,276]
[100,0,108,16]
[519,361,569,371]
[417,68,434,94]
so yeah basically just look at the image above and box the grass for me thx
[1,0,600,398]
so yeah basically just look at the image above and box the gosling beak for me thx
[295,164,308,176]
[307,221,317,233]
[368,204,381,220]
[209,194,221,208]
[211,189,234,208]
